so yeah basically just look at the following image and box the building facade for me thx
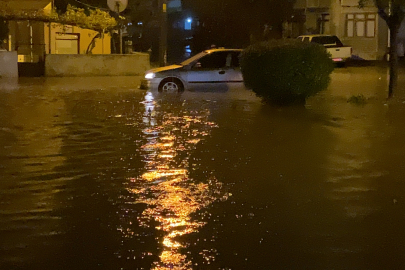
[1,0,111,65]
[290,0,405,60]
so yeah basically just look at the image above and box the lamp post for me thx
[159,0,167,66]
[115,1,123,54]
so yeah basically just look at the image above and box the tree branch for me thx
[377,7,390,23]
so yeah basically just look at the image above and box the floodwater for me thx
[2,66,405,270]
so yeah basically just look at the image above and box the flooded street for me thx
[2,66,405,269]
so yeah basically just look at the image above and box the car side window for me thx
[226,53,232,67]
[194,52,229,69]
[303,37,310,42]
[230,52,240,67]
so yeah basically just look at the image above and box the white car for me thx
[140,48,244,93]
[296,35,352,64]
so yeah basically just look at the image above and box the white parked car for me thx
[140,48,244,93]
[296,35,352,64]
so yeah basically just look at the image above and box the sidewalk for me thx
[0,76,143,91]
[345,58,405,67]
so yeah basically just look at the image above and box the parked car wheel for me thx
[158,78,184,93]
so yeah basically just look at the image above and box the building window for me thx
[55,33,79,54]
[346,13,376,38]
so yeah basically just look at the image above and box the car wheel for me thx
[158,78,184,93]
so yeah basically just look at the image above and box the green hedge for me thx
[240,39,335,105]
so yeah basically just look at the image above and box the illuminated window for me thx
[346,13,376,38]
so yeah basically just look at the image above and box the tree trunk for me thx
[388,24,399,99]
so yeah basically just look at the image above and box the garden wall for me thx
[45,53,150,77]
[0,51,18,78]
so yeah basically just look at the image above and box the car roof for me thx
[298,34,334,37]
[204,48,243,53]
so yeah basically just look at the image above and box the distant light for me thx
[185,17,192,30]
[138,21,143,25]
[128,22,132,26]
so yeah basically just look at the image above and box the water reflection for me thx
[121,92,228,269]
[4,69,405,269]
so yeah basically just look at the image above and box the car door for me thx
[186,51,243,90]
[185,51,229,89]
[223,51,243,84]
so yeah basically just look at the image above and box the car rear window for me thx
[311,36,343,46]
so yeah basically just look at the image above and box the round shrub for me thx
[240,39,335,105]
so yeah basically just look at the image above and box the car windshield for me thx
[180,51,208,66]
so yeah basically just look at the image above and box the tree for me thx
[54,0,108,12]
[359,0,405,98]
[0,4,117,33]
[55,0,157,54]
[0,18,8,45]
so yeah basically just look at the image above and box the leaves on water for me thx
[347,94,367,105]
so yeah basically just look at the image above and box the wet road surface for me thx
[2,66,405,269]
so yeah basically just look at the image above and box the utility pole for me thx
[49,0,54,54]
[159,0,167,66]
[388,0,392,51]
[116,1,123,54]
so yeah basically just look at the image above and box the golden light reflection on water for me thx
[123,92,227,269]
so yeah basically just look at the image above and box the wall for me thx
[294,0,331,8]
[377,16,389,59]
[337,4,385,60]
[45,53,150,77]
[340,0,361,6]
[0,51,18,78]
[44,23,111,55]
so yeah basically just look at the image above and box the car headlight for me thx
[145,72,155,79]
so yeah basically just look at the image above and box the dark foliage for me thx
[240,39,334,105]
[0,18,8,43]
[183,0,296,49]
[54,0,108,12]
